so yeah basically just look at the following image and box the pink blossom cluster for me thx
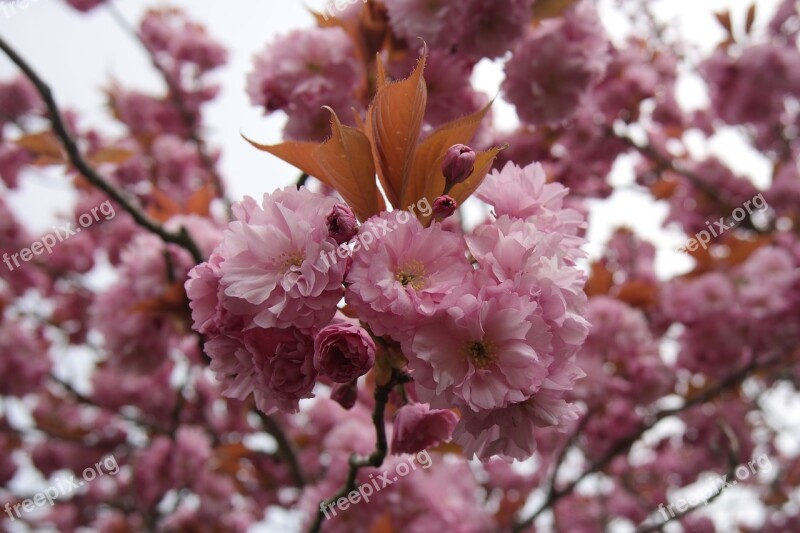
[384,0,534,59]
[185,160,589,463]
[502,2,609,125]
[246,27,364,140]
[4,1,800,532]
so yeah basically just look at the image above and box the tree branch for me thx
[512,349,789,532]
[307,370,411,533]
[612,128,762,233]
[0,35,205,264]
[257,410,308,489]
[105,2,228,202]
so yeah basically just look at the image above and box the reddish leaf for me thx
[314,112,384,221]
[745,4,756,35]
[714,10,734,37]
[533,0,578,20]
[16,131,66,166]
[148,189,182,223]
[616,281,659,309]
[89,147,135,165]
[186,183,216,217]
[242,134,327,184]
[585,260,613,297]
[366,53,427,208]
[369,514,393,533]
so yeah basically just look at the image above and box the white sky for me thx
[0,0,784,279]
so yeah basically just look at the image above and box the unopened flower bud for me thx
[432,195,457,219]
[442,144,475,190]
[326,204,358,244]
[331,380,358,410]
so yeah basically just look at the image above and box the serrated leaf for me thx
[714,10,734,37]
[16,131,66,166]
[90,147,136,165]
[242,134,327,183]
[533,0,578,20]
[314,112,384,221]
[366,53,427,209]
[186,183,216,217]
[745,4,756,34]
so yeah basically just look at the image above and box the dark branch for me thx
[512,349,788,532]
[106,2,228,202]
[257,411,308,489]
[307,370,411,533]
[0,35,205,264]
[612,128,763,233]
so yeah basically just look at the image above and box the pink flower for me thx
[246,27,362,115]
[218,186,347,332]
[64,0,105,12]
[248,327,317,414]
[0,76,41,123]
[186,256,225,336]
[92,234,196,373]
[502,2,608,124]
[408,275,552,411]
[204,333,257,401]
[701,44,800,126]
[465,216,589,350]
[345,211,472,342]
[0,319,51,398]
[476,162,584,237]
[314,323,376,383]
[383,0,461,50]
[453,359,584,461]
[457,0,534,59]
[391,403,458,454]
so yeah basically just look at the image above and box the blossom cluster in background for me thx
[0,0,799,532]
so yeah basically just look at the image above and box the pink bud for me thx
[391,403,458,455]
[331,380,358,410]
[442,144,476,189]
[313,323,376,383]
[326,204,358,244]
[432,195,457,219]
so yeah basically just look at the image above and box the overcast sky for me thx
[0,0,783,279]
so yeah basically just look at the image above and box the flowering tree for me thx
[1,0,799,531]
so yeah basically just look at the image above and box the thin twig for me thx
[0,36,205,264]
[106,2,228,202]
[257,411,308,489]
[612,128,762,233]
[634,419,741,532]
[307,370,412,533]
[512,349,788,532]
